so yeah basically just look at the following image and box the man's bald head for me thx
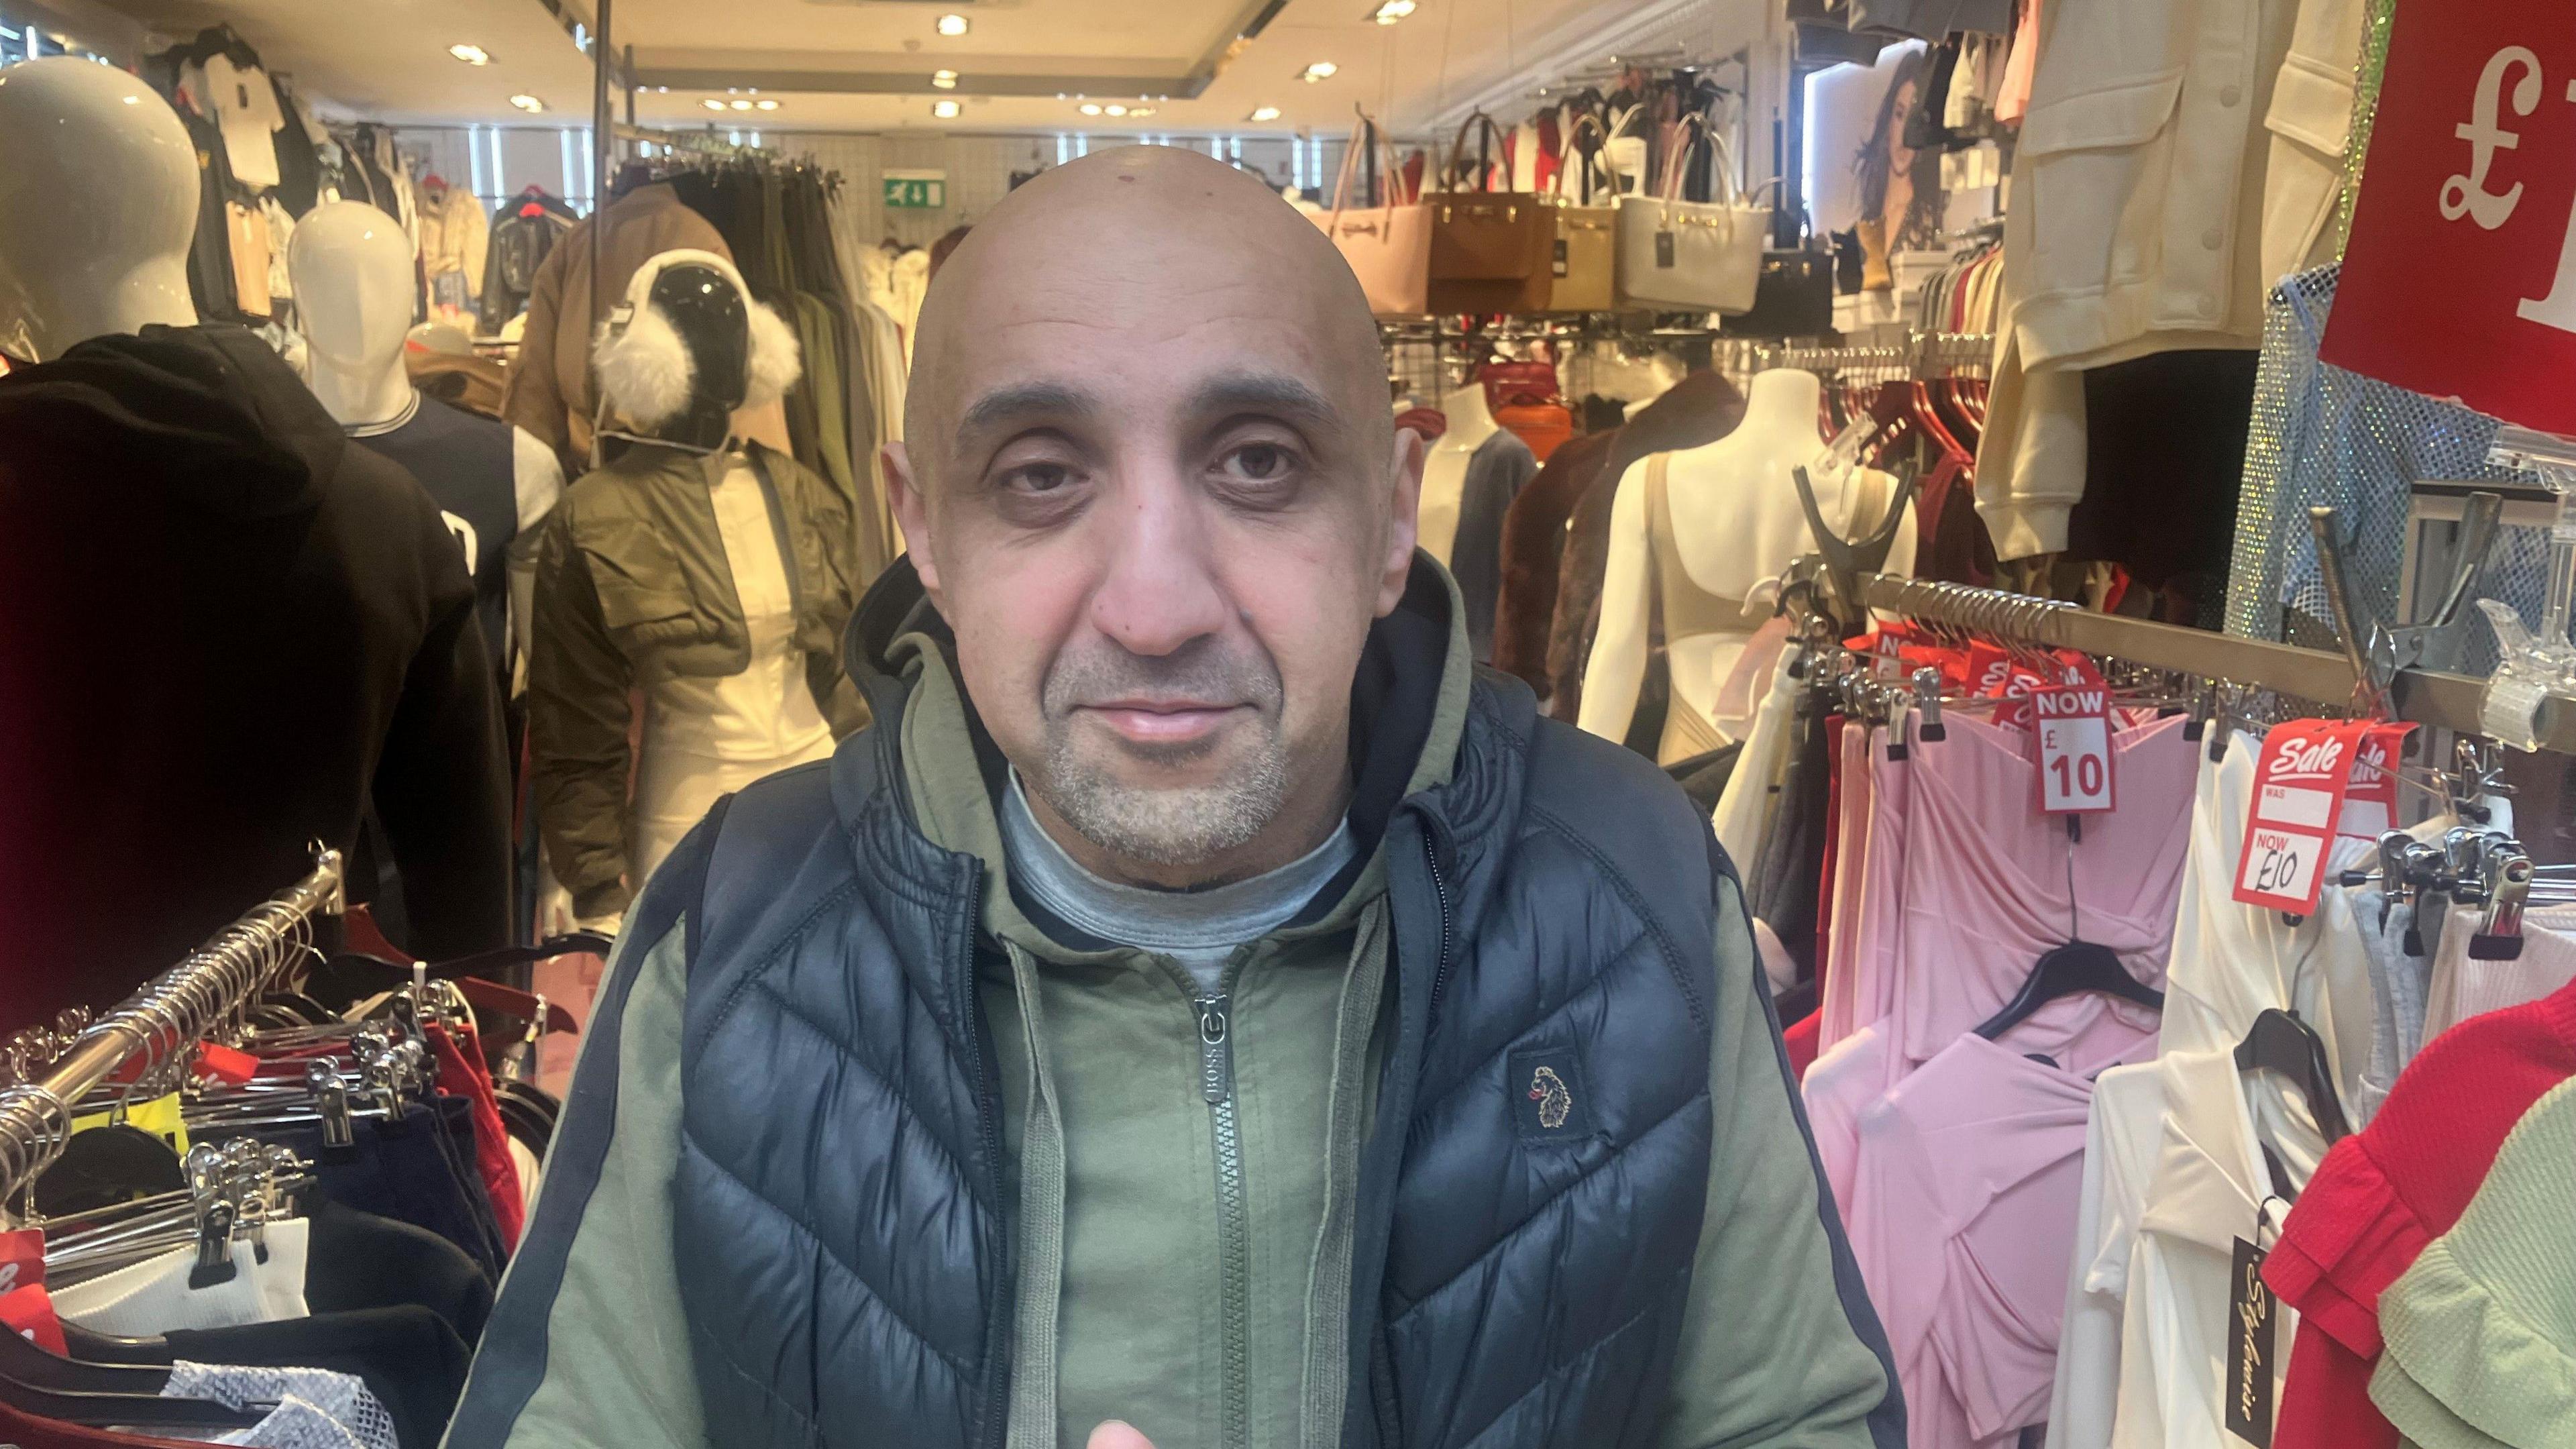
[903,146,1391,488]
[879,143,1424,891]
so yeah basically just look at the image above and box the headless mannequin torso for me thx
[0,60,201,359]
[1418,381,1499,564]
[1578,368,1915,759]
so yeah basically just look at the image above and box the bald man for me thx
[444,149,1900,1449]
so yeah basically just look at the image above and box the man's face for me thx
[888,156,1419,882]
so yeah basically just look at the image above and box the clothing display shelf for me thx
[1858,574,2576,754]
[0,849,345,1210]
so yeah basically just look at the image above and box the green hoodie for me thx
[452,566,1892,1449]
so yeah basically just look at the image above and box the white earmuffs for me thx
[590,248,801,426]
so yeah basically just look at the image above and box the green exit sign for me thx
[883,171,947,209]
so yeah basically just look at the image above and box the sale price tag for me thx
[2033,685,2116,813]
[2232,719,2378,914]
[2337,722,2418,840]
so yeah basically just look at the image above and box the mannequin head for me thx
[288,201,420,426]
[592,248,799,451]
[0,58,200,360]
[1741,366,1825,441]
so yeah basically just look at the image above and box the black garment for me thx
[2067,350,2261,612]
[201,1101,506,1282]
[0,325,511,1033]
[1747,697,1833,984]
[354,395,523,689]
[479,199,575,333]
[305,1195,496,1344]
[267,74,323,218]
[166,1307,472,1449]
[1664,741,1744,816]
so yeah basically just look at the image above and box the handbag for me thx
[1718,249,1835,338]
[1543,113,1619,313]
[1614,115,1768,315]
[1315,121,1432,317]
[1425,113,1554,315]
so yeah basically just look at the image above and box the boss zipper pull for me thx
[1197,995,1234,1105]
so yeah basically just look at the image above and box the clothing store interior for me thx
[3,0,2576,1443]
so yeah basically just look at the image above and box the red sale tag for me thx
[1966,641,2012,697]
[197,1042,259,1085]
[2339,722,2419,841]
[2033,685,2117,813]
[1873,628,1905,680]
[0,1284,65,1356]
[2322,4,2576,433]
[2233,719,2378,914]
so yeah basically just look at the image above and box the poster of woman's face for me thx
[1806,41,1946,250]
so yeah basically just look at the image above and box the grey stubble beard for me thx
[1028,641,1291,868]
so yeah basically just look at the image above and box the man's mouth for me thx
[1076,699,1250,747]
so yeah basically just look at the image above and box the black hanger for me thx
[1972,941,2165,1040]
[0,1322,269,1429]
[2235,1007,2351,1145]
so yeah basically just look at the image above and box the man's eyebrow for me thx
[1184,373,1342,428]
[957,382,1097,437]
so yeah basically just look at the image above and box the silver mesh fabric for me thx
[2224,264,2554,674]
[166,1361,399,1449]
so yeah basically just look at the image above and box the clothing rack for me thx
[0,849,344,1208]
[1859,574,2576,753]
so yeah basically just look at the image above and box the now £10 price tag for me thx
[2033,685,2116,813]
[2233,718,2379,914]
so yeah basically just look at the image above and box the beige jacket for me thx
[498,182,791,472]
[419,184,489,297]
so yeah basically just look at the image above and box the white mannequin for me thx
[1419,381,1499,564]
[0,58,200,359]
[289,203,417,428]
[1578,368,1915,755]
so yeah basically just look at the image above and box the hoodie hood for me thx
[0,323,341,518]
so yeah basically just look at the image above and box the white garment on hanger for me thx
[54,1217,311,1335]
[629,455,837,887]
[2043,1061,2165,1449]
[202,53,285,191]
[1712,641,1803,864]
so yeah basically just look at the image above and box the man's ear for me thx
[1375,425,1428,617]
[883,439,943,605]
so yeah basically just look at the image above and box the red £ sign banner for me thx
[2321,3,2576,433]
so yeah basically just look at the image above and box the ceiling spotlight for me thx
[1247,105,1281,121]
[1371,0,1417,22]
[1300,60,1338,83]
[1104,103,1127,116]
[932,69,958,89]
[702,99,727,111]
[932,98,961,118]
[935,13,969,35]
[1078,102,1102,115]
[755,99,780,110]
[1129,105,1155,116]
[731,98,755,110]
[508,93,545,112]
[447,44,490,65]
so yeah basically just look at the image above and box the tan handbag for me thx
[1315,121,1432,317]
[1425,113,1554,315]
[1543,113,1618,313]
[1615,115,1767,315]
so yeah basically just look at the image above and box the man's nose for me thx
[1086,470,1230,659]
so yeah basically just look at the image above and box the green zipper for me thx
[1175,955,1252,1448]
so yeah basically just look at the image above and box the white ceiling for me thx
[74,0,1731,137]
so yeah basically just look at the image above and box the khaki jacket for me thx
[419,184,489,297]
[529,441,866,918]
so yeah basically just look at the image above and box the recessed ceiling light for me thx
[932,98,961,118]
[1371,0,1416,22]
[935,13,969,36]
[932,69,958,89]
[447,44,490,65]
[1248,105,1281,121]
[1301,60,1338,83]
[508,93,545,112]
[755,99,780,110]
[1129,105,1155,117]
[1078,102,1102,115]
[703,99,727,111]
[729,99,754,110]
[1104,103,1127,116]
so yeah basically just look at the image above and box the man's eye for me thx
[1002,462,1077,494]
[1219,443,1298,484]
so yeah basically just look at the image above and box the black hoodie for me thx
[0,324,511,1030]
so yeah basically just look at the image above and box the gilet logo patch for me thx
[1508,1045,1590,1142]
